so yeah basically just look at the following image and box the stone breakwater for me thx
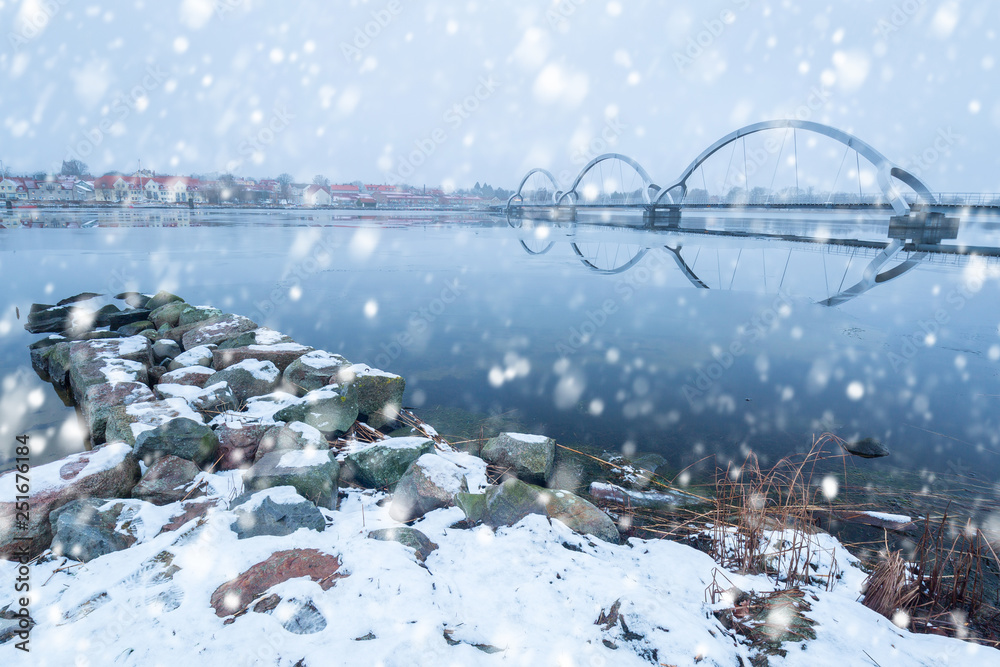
[2,291,635,584]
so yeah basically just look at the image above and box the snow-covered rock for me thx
[481,432,556,486]
[206,359,281,405]
[343,437,435,490]
[282,350,352,395]
[243,449,340,509]
[338,363,405,429]
[273,383,359,435]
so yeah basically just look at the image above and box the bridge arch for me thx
[654,119,934,215]
[559,153,658,206]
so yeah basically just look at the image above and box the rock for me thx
[29,335,65,378]
[131,455,203,505]
[205,359,281,405]
[389,453,470,522]
[844,437,890,459]
[133,417,219,467]
[273,383,359,435]
[57,292,103,306]
[67,336,153,404]
[106,309,153,330]
[209,549,345,617]
[215,422,273,469]
[339,363,405,429]
[177,306,222,326]
[158,365,216,387]
[144,290,184,311]
[282,350,352,395]
[543,488,621,544]
[149,301,191,329]
[49,498,138,562]
[243,449,340,509]
[343,437,434,490]
[481,432,556,486]
[138,329,158,342]
[212,391,300,427]
[269,598,327,635]
[0,443,140,560]
[255,421,329,462]
[154,381,238,418]
[82,381,156,445]
[462,479,620,544]
[24,303,74,334]
[229,487,326,539]
[166,345,215,371]
[105,398,205,446]
[152,339,181,363]
[115,292,149,308]
[588,481,705,510]
[148,365,168,385]
[117,320,154,336]
[45,341,73,386]
[217,327,295,350]
[93,303,122,327]
[213,343,313,374]
[180,314,258,350]
[367,527,438,562]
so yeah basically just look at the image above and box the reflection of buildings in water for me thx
[515,214,1000,306]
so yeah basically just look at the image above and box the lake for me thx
[2,207,999,499]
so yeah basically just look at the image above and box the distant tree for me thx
[30,171,48,181]
[313,175,330,187]
[102,170,122,177]
[473,181,481,192]
[60,159,88,177]
[276,172,294,198]
[481,184,495,198]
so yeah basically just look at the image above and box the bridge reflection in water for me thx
[510,210,1000,308]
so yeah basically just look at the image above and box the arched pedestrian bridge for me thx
[507,120,998,225]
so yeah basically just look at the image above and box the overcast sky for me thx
[0,0,996,191]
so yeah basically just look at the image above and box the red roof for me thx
[329,184,360,193]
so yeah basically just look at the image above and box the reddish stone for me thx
[157,498,218,534]
[215,422,272,470]
[213,344,312,374]
[210,548,346,617]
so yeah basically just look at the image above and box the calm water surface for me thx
[1,208,999,494]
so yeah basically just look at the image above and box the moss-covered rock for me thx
[481,432,555,486]
[342,437,434,489]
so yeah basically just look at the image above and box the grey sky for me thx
[0,0,996,191]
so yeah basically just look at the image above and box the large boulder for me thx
[158,365,216,387]
[104,398,205,446]
[210,549,345,617]
[24,303,75,334]
[215,422,273,470]
[154,381,238,419]
[165,345,215,371]
[217,327,295,350]
[45,341,73,387]
[229,487,326,539]
[149,301,191,329]
[339,363,405,429]
[389,453,474,522]
[68,336,153,405]
[459,479,620,544]
[49,498,138,562]
[177,305,222,327]
[29,335,65,379]
[844,437,890,459]
[281,350,352,395]
[131,455,203,505]
[152,339,181,363]
[0,443,140,560]
[117,320,154,336]
[273,383,358,435]
[243,449,340,509]
[82,381,156,445]
[106,309,153,330]
[481,432,556,486]
[133,417,220,467]
[144,290,184,311]
[180,314,258,349]
[254,421,329,462]
[205,359,281,405]
[342,437,434,490]
[213,342,313,374]
[367,527,438,562]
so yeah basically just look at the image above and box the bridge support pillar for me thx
[643,206,681,228]
[889,208,959,245]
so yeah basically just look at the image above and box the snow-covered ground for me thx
[2,485,997,667]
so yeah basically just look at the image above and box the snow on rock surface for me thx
[2,489,994,665]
